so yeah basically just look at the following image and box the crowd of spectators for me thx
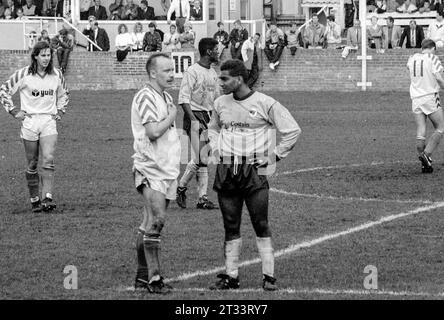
[0,0,71,19]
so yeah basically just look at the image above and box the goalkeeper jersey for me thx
[0,66,69,114]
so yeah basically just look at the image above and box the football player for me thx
[207,59,301,290]
[0,41,69,212]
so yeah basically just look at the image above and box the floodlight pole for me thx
[357,0,372,91]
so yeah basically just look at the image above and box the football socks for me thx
[25,170,39,200]
[424,130,444,156]
[179,160,199,188]
[224,238,242,278]
[256,237,274,278]
[196,166,209,198]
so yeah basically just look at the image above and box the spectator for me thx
[303,14,325,48]
[3,7,13,19]
[137,0,154,20]
[367,0,376,12]
[163,23,180,52]
[42,0,58,16]
[375,0,387,13]
[427,12,444,47]
[342,19,361,59]
[179,21,195,49]
[88,0,107,20]
[108,0,123,20]
[167,0,190,33]
[0,3,6,18]
[143,21,161,52]
[399,19,424,48]
[5,0,18,19]
[115,23,133,61]
[38,29,50,43]
[15,7,27,19]
[28,30,38,48]
[324,15,342,48]
[264,21,285,70]
[396,0,418,13]
[286,23,299,56]
[417,0,431,12]
[367,16,383,52]
[190,0,202,21]
[131,22,145,51]
[386,0,398,12]
[229,19,249,60]
[344,0,355,28]
[152,21,164,41]
[22,0,36,16]
[51,28,74,73]
[80,0,91,20]
[214,21,229,58]
[83,18,110,51]
[383,16,402,49]
[241,33,262,88]
[431,0,444,16]
[121,0,138,20]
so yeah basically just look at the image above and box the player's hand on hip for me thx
[14,110,31,121]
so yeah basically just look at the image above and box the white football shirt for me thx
[407,52,444,99]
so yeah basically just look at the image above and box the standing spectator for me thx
[324,15,342,48]
[38,29,50,42]
[286,23,299,56]
[108,0,123,20]
[427,12,444,48]
[115,23,133,61]
[131,22,145,51]
[399,19,424,48]
[344,0,355,28]
[396,0,418,12]
[229,19,249,60]
[264,21,285,70]
[179,21,195,49]
[163,24,180,52]
[367,16,383,53]
[22,0,36,16]
[83,19,110,51]
[382,16,402,49]
[5,0,18,18]
[241,33,262,88]
[167,0,190,33]
[51,28,74,73]
[214,21,229,58]
[303,14,326,48]
[190,0,202,20]
[88,0,107,20]
[137,0,154,20]
[143,22,161,52]
[342,19,361,59]
[121,0,138,20]
[80,0,91,20]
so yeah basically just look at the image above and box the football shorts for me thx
[21,114,58,141]
[183,110,211,142]
[412,93,441,115]
[134,169,177,200]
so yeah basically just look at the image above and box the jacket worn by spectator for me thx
[121,3,138,20]
[265,28,285,46]
[229,27,249,48]
[382,24,402,49]
[143,31,162,52]
[83,26,110,51]
[214,30,229,48]
[399,24,424,48]
[88,4,108,20]
[137,5,155,20]
[346,26,361,47]
[303,21,325,47]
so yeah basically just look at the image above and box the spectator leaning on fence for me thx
[214,21,230,58]
[303,14,325,49]
[324,15,342,48]
[115,23,134,62]
[428,12,444,48]
[399,19,424,48]
[163,23,181,52]
[342,19,361,59]
[264,21,285,71]
[383,16,402,49]
[131,22,145,51]
[285,23,299,56]
[397,0,418,13]
[229,19,249,60]
[143,22,162,52]
[367,16,384,53]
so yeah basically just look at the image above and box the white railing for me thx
[223,19,267,47]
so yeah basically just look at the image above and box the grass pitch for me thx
[0,91,443,300]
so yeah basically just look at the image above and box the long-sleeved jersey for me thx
[407,52,444,99]
[208,91,301,159]
[0,66,69,115]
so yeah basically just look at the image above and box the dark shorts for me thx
[183,110,211,141]
[213,162,269,196]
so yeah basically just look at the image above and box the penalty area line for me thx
[164,201,444,283]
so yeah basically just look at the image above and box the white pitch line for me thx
[165,201,444,283]
[270,187,434,205]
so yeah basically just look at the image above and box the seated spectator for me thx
[367,16,383,52]
[115,23,133,61]
[190,0,202,21]
[83,18,110,51]
[285,23,299,55]
[342,19,361,59]
[131,22,145,51]
[167,0,190,33]
[375,0,387,13]
[109,0,123,20]
[303,14,326,48]
[121,0,138,20]
[396,0,418,13]
[367,0,377,12]
[88,0,107,20]
[143,21,161,52]
[51,28,74,73]
[6,0,18,19]
[22,0,36,16]
[264,21,285,70]
[229,19,249,60]
[138,0,154,20]
[417,0,432,12]
[241,33,262,88]
[153,21,164,41]
[163,23,180,52]
[38,29,50,43]
[80,0,91,20]
[214,21,229,58]
[427,12,444,47]
[386,0,398,12]
[399,19,424,48]
[3,7,13,19]
[324,15,342,48]
[382,16,402,49]
[179,21,195,49]
[15,8,27,19]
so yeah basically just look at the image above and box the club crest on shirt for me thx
[249,109,258,118]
